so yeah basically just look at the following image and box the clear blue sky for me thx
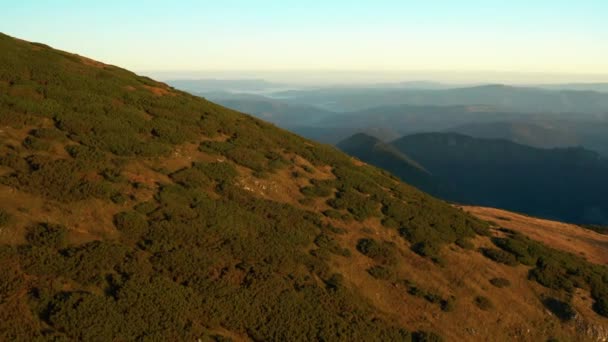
[1,1,607,82]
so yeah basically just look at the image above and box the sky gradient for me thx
[1,1,607,83]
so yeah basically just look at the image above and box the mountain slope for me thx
[391,133,608,224]
[336,133,440,193]
[0,33,607,341]
[447,120,608,157]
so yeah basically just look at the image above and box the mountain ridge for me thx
[337,131,608,224]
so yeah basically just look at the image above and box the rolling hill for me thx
[336,133,441,195]
[1,33,608,341]
[447,120,608,157]
[339,132,608,225]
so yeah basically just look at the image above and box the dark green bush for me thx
[301,184,333,197]
[25,223,67,248]
[31,127,65,140]
[314,234,350,257]
[455,238,474,250]
[3,158,112,201]
[328,189,378,221]
[528,258,575,292]
[489,277,511,288]
[356,238,397,265]
[474,296,493,311]
[481,248,519,266]
[113,211,148,243]
[367,265,393,280]
[23,136,51,151]
[0,209,11,227]
[134,201,157,215]
[542,297,576,321]
[413,330,443,342]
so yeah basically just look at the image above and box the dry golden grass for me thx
[143,84,174,96]
[461,206,608,265]
[326,219,578,341]
[0,185,120,245]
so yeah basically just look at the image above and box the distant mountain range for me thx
[168,78,290,93]
[275,84,608,113]
[447,120,608,156]
[536,83,608,93]
[202,92,608,153]
[338,132,608,224]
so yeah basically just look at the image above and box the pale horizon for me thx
[2,1,608,84]
[143,69,608,86]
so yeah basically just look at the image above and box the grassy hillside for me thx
[0,33,607,341]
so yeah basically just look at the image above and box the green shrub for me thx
[110,192,127,204]
[489,277,511,288]
[170,167,211,188]
[411,241,441,261]
[134,201,157,215]
[440,297,456,312]
[314,234,350,257]
[356,238,397,265]
[542,297,576,321]
[328,189,378,221]
[455,238,474,250]
[528,258,575,292]
[301,185,332,197]
[492,237,537,265]
[474,296,493,311]
[0,209,11,227]
[23,136,51,151]
[113,211,149,244]
[25,223,67,248]
[324,273,344,291]
[194,162,238,183]
[65,144,106,164]
[101,168,125,182]
[413,330,443,342]
[31,127,65,140]
[481,248,519,266]
[367,265,393,280]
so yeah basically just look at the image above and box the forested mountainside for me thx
[0,33,607,341]
[339,132,608,225]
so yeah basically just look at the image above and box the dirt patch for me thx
[461,206,608,265]
[143,85,174,96]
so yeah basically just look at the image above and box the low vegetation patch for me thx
[489,277,511,288]
[356,238,398,265]
[488,231,608,318]
[542,297,576,321]
[474,296,493,311]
